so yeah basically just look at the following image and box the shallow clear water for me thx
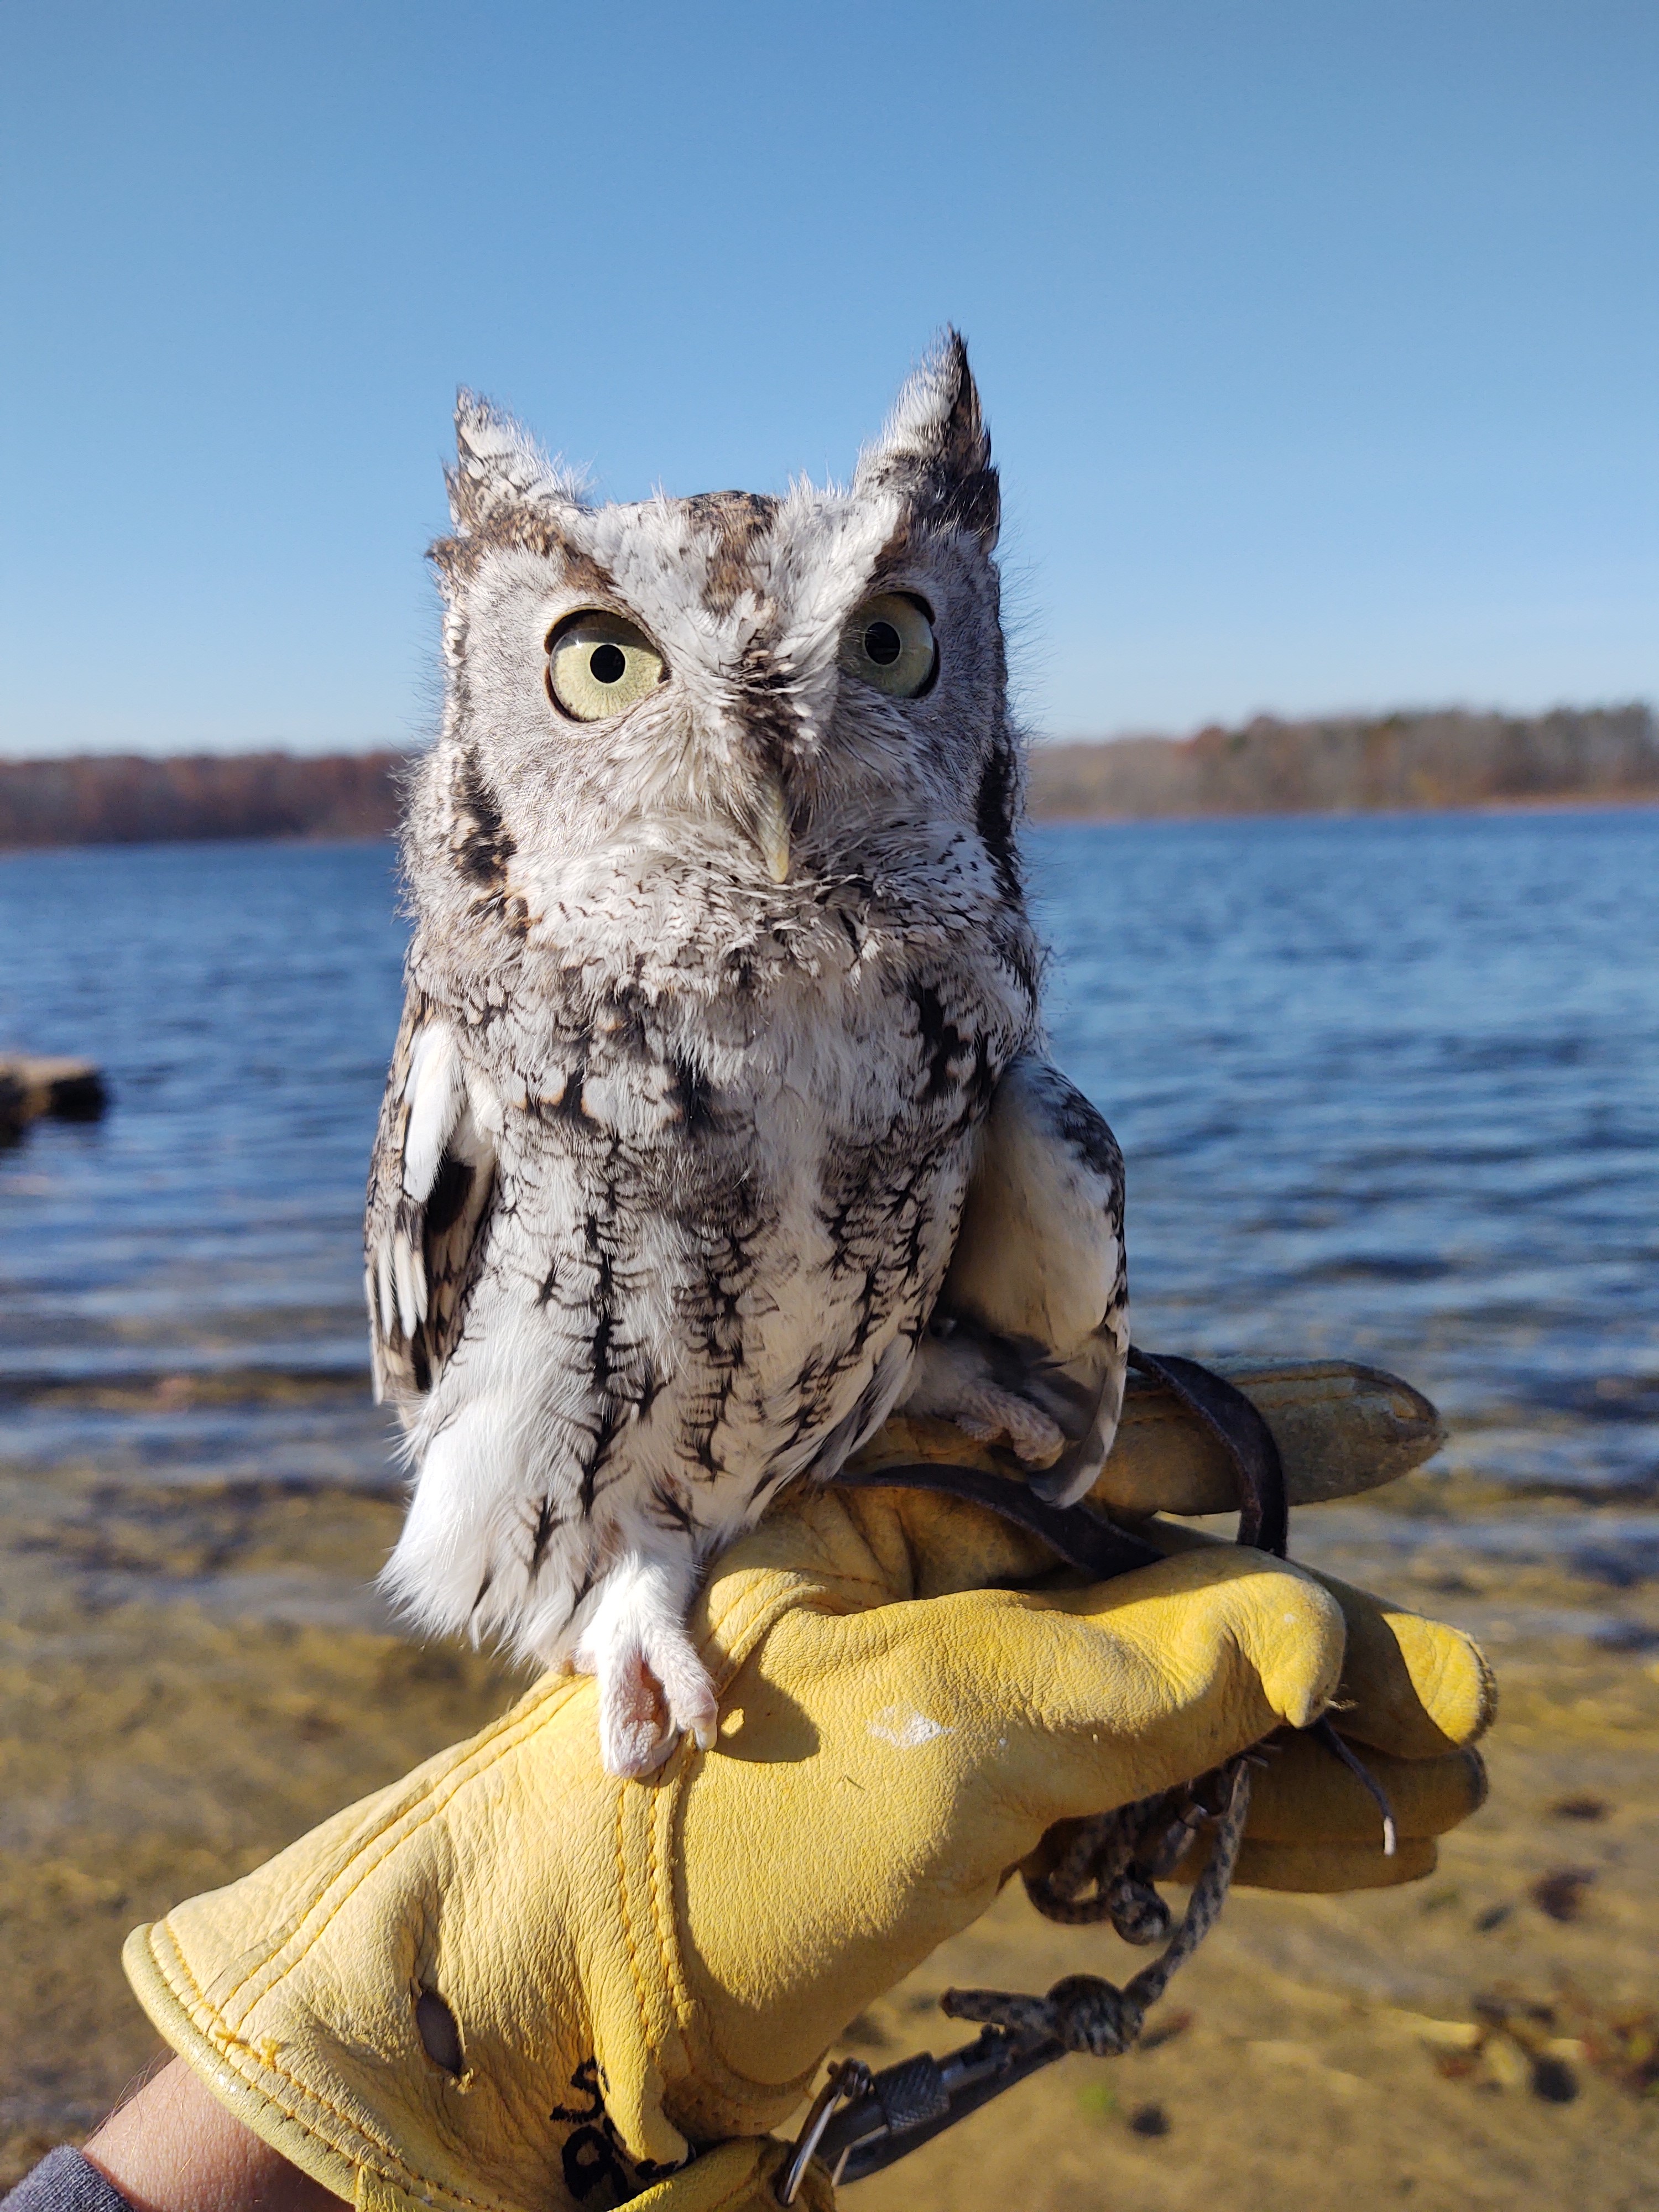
[2,810,1656,1503]
[0,841,406,1489]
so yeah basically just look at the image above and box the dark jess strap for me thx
[834,1344,1291,1567]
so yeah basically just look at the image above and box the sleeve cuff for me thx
[2,2148,138,2212]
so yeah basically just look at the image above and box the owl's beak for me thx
[750,773,791,884]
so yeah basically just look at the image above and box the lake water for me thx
[2,810,1657,1525]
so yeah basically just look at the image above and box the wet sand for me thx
[3,1460,1657,2206]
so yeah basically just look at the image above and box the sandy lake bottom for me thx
[2,1456,1657,2209]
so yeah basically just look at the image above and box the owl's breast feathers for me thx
[366,878,1039,1558]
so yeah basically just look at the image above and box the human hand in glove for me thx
[111,1462,1491,2212]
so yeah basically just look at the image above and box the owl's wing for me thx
[364,993,497,1407]
[914,1054,1129,1506]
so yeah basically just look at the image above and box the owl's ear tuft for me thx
[856,330,999,549]
[445,390,587,534]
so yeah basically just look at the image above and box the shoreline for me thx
[4,707,1656,848]
[4,1459,1656,2201]
[3,788,1659,858]
[1028,790,1659,828]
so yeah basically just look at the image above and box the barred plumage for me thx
[366,336,1129,1775]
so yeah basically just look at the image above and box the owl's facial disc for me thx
[545,603,791,882]
[540,578,940,893]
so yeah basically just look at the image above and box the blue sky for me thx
[2,2,1653,755]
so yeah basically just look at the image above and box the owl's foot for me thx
[899,1332,1067,1467]
[596,1642,719,1778]
[572,1558,719,1779]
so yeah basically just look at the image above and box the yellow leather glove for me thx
[123,1465,1490,2212]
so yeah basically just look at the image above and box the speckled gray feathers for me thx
[364,335,1129,1773]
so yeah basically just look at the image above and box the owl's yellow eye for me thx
[839,592,937,700]
[546,611,667,722]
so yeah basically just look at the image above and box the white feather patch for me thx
[403,1021,462,1202]
[393,1235,425,1339]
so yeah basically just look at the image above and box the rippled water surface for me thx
[2,810,1656,1506]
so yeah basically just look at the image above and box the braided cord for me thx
[941,1757,1253,2057]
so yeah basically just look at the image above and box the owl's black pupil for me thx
[864,620,903,667]
[589,643,628,685]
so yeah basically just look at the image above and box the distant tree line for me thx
[1029,704,1659,820]
[0,749,407,848]
[1,707,1655,848]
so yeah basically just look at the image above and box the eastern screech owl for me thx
[366,334,1128,1776]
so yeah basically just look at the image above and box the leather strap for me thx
[830,1459,1162,1579]
[1124,1348,1289,1556]
[834,1347,1288,1564]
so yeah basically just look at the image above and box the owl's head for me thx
[424,333,1021,925]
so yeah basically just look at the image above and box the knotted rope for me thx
[941,1755,1253,2057]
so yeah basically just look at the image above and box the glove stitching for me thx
[702,1579,872,1683]
[139,1921,507,2212]
[613,1764,660,2087]
[205,1674,586,2022]
[701,1485,914,1653]
[650,1768,753,2137]
[613,1759,714,2164]
[656,1597,853,2134]
[647,1769,688,2052]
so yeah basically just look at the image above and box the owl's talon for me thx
[659,1661,719,1759]
[899,1334,1070,1468]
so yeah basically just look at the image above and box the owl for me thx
[365,335,1129,1777]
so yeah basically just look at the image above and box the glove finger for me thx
[1332,1593,1495,1757]
[902,1545,1348,1824]
[1245,1731,1487,1844]
[1142,1525,1494,1759]
[1202,1834,1438,1892]
[1024,1735,1481,1900]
